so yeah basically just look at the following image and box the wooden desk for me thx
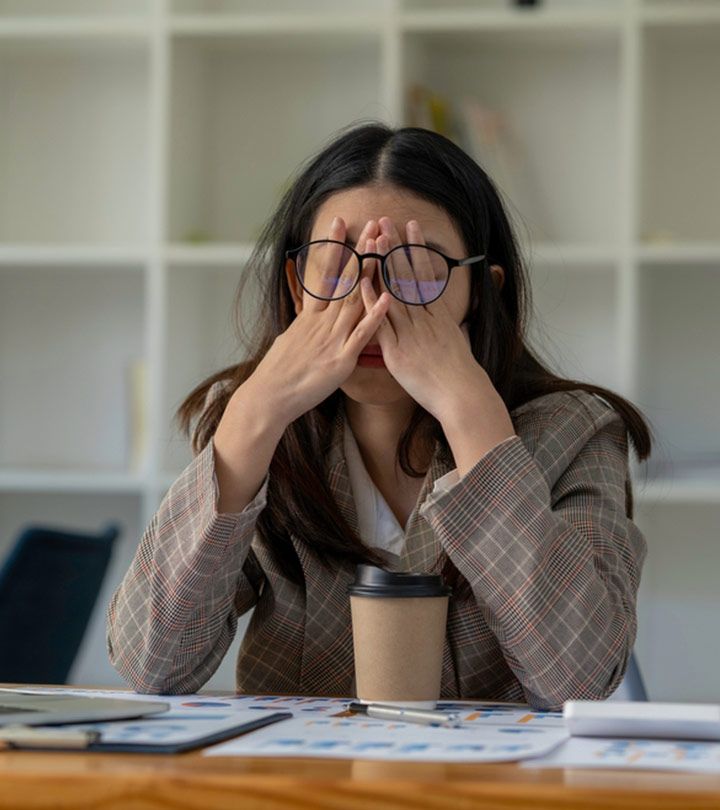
[1,746,720,809]
[1,685,719,810]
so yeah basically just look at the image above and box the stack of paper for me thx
[14,687,720,773]
[204,697,569,763]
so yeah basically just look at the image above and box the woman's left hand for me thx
[360,217,516,468]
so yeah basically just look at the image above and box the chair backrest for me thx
[608,650,649,702]
[0,523,119,684]
[622,651,649,701]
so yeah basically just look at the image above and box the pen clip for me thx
[347,702,368,714]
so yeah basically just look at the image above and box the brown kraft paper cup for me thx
[348,565,451,709]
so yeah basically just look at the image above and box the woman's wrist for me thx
[438,378,516,477]
[215,384,289,463]
[212,382,288,514]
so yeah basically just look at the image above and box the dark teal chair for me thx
[0,523,119,684]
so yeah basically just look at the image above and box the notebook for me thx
[0,688,292,752]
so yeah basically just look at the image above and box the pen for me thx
[347,702,464,728]
[0,725,101,750]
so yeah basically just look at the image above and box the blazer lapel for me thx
[399,444,460,698]
[324,403,359,536]
[399,445,453,575]
[298,409,458,696]
[298,406,358,695]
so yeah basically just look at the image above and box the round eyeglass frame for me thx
[285,240,487,306]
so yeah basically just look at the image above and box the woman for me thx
[107,123,652,710]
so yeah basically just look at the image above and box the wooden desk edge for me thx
[1,685,719,809]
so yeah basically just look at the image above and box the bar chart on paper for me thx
[204,698,570,762]
[524,737,720,774]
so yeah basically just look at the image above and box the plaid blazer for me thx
[107,386,646,710]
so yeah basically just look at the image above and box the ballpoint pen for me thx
[347,702,464,728]
[0,725,101,750]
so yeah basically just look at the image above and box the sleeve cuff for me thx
[201,437,269,520]
[421,434,525,517]
[155,439,270,573]
[431,468,460,495]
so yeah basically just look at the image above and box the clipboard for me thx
[0,710,292,753]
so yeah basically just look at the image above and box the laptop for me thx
[0,689,169,726]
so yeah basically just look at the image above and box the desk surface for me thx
[1,684,719,810]
[1,747,720,809]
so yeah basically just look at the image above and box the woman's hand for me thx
[360,217,516,471]
[359,216,482,421]
[245,217,391,428]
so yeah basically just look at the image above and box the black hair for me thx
[178,122,653,584]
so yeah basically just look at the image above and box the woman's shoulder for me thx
[509,388,626,473]
[510,388,617,426]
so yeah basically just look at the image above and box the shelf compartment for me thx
[402,25,622,247]
[0,0,149,15]
[171,0,391,13]
[634,469,720,505]
[636,242,720,265]
[0,245,150,266]
[0,37,151,245]
[636,262,720,469]
[527,241,620,268]
[642,0,720,26]
[162,262,250,477]
[165,241,254,266]
[0,469,146,494]
[168,31,384,245]
[401,6,623,28]
[634,501,720,703]
[0,20,150,38]
[525,262,620,394]
[0,265,146,472]
[639,22,720,243]
[169,14,383,34]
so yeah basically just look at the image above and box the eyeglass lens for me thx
[295,242,448,304]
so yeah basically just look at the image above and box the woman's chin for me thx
[340,368,411,407]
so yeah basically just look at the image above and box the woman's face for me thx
[287,184,501,408]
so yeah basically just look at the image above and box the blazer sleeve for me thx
[106,387,269,695]
[419,394,647,710]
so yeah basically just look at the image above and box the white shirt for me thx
[342,414,459,565]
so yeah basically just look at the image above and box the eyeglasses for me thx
[286,240,487,306]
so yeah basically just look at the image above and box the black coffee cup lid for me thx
[348,564,451,598]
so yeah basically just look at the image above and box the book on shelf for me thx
[407,85,552,240]
[126,358,147,474]
[407,84,453,137]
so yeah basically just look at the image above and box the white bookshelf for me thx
[0,0,718,699]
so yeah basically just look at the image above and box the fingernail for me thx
[332,216,340,228]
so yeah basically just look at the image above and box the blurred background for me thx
[0,0,718,700]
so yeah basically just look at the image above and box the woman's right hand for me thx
[241,217,391,428]
[212,217,388,513]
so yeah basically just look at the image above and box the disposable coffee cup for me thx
[348,564,451,709]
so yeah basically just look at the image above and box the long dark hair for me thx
[177,123,653,584]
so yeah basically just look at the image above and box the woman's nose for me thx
[362,242,387,296]
[371,264,384,296]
